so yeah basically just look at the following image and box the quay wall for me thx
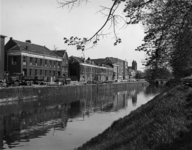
[0,82,148,104]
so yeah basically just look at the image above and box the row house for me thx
[69,56,113,82]
[4,37,69,82]
[107,57,129,80]
[91,58,114,81]
[53,50,69,77]
[92,57,129,80]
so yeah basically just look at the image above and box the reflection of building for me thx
[112,92,127,111]
[0,116,4,148]
[2,103,68,142]
[4,37,67,81]
[132,94,137,106]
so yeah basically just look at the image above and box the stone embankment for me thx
[77,82,192,150]
[0,82,148,103]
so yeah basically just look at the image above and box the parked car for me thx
[8,73,44,86]
[8,73,31,86]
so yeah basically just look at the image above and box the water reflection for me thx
[0,84,164,150]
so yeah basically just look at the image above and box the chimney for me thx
[10,37,13,40]
[0,35,7,79]
[25,40,31,43]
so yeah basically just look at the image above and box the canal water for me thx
[0,84,165,150]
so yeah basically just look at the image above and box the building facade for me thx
[128,60,137,78]
[5,38,64,82]
[0,35,6,79]
[106,57,129,80]
[69,56,113,82]
[53,50,69,77]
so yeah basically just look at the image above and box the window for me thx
[12,56,17,65]
[23,69,27,76]
[30,69,32,76]
[58,62,60,68]
[50,60,52,67]
[53,61,56,68]
[40,59,43,66]
[45,60,47,66]
[40,70,42,75]
[30,57,33,65]
[49,70,52,76]
[35,69,37,76]
[45,70,47,76]
[34,58,38,66]
[23,56,26,65]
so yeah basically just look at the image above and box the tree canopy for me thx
[58,0,192,78]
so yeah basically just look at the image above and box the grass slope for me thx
[77,83,192,150]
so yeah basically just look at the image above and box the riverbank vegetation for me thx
[77,83,192,150]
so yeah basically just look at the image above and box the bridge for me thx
[154,79,168,85]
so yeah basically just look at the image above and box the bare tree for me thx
[58,0,192,78]
[58,0,126,53]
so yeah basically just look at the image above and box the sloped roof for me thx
[53,50,68,58]
[104,57,117,64]
[9,39,59,57]
[91,58,105,64]
[70,56,84,63]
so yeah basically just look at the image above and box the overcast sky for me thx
[1,0,146,70]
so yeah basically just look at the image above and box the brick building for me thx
[69,56,113,82]
[4,37,67,82]
[53,50,69,77]
[106,57,128,80]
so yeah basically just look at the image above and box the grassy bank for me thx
[77,83,192,150]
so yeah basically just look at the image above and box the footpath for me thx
[77,82,192,150]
